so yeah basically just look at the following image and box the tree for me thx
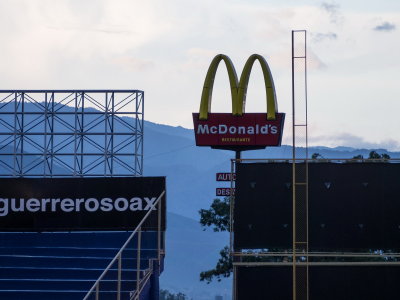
[199,246,232,283]
[160,289,188,300]
[199,197,233,283]
[352,152,391,161]
[368,151,391,160]
[381,153,391,160]
[199,197,230,232]
[368,150,381,159]
[311,153,323,159]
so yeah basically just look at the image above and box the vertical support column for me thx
[133,91,144,176]
[80,92,85,176]
[74,92,78,177]
[13,92,24,176]
[12,92,17,177]
[292,30,309,300]
[111,92,115,175]
[117,252,122,300]
[95,283,99,300]
[104,92,112,176]
[135,92,139,175]
[136,229,142,293]
[157,191,162,266]
[44,92,48,177]
[231,151,240,300]
[139,91,144,175]
[44,92,53,177]
[50,92,55,176]
[20,92,24,176]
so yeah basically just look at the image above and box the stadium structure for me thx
[0,90,166,300]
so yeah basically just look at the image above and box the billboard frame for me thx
[0,90,144,177]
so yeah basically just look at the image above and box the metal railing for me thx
[83,190,165,300]
[230,158,400,163]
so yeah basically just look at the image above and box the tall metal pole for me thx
[292,29,309,300]
[232,150,241,300]
[292,30,297,300]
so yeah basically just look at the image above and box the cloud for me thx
[312,32,337,43]
[310,133,400,151]
[373,21,396,32]
[308,48,327,70]
[46,25,134,35]
[112,56,155,71]
[321,2,343,24]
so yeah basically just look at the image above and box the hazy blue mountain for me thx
[143,122,399,219]
[1,101,400,299]
[161,212,231,300]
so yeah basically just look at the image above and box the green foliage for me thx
[368,150,381,159]
[352,152,391,161]
[160,289,188,300]
[199,197,232,282]
[381,153,391,160]
[199,197,230,232]
[199,246,233,284]
[311,153,323,159]
[368,151,391,160]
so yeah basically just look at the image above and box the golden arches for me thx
[199,54,278,120]
[199,55,240,120]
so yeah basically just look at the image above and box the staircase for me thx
[0,231,163,300]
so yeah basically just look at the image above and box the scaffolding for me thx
[0,90,144,177]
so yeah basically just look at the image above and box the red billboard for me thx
[193,112,285,150]
[193,54,285,151]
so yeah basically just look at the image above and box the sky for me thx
[0,0,399,150]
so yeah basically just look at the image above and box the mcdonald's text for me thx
[193,112,285,150]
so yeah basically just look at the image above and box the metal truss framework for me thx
[0,90,144,177]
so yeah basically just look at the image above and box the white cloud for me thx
[373,21,396,32]
[0,0,399,149]
[321,2,344,24]
[310,133,400,151]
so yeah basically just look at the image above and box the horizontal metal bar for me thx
[17,153,128,159]
[0,112,142,114]
[232,252,400,257]
[233,261,400,267]
[0,153,142,156]
[0,133,140,135]
[232,158,400,162]
[0,90,143,93]
[0,174,141,177]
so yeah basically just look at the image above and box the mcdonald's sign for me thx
[193,54,285,150]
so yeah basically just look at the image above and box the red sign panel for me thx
[216,173,236,181]
[193,113,285,150]
[216,188,235,197]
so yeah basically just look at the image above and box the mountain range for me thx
[1,102,399,299]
